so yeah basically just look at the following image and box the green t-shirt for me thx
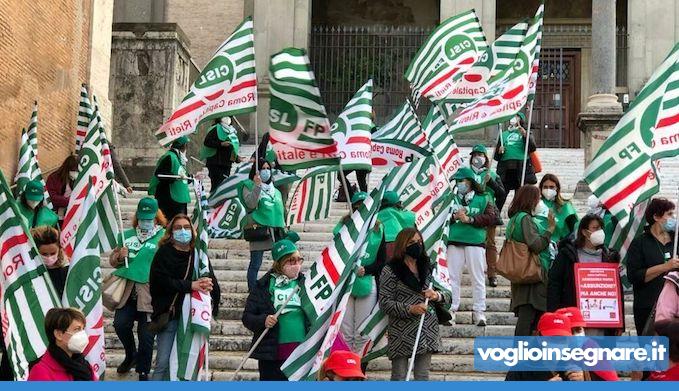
[500,129,527,161]
[269,277,306,344]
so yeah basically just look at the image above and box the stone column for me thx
[88,0,115,134]
[440,0,495,42]
[252,0,312,144]
[577,0,623,187]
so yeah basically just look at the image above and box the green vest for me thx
[603,211,615,247]
[447,192,489,245]
[532,215,554,270]
[113,228,165,284]
[377,207,416,242]
[269,277,306,344]
[542,198,579,242]
[500,130,527,161]
[508,212,552,271]
[200,124,240,160]
[18,203,58,229]
[239,180,285,228]
[148,151,191,203]
[472,168,499,200]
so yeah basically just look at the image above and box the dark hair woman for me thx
[46,155,78,220]
[28,308,95,381]
[539,173,579,242]
[507,185,556,336]
[31,226,69,297]
[379,227,450,381]
[627,197,677,335]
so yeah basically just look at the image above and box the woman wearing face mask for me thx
[379,228,451,381]
[18,180,59,229]
[547,215,622,335]
[46,154,78,222]
[507,186,556,336]
[31,226,69,297]
[627,197,678,336]
[493,112,538,212]
[201,117,242,190]
[149,214,220,380]
[28,308,95,381]
[585,194,618,247]
[447,167,495,326]
[109,197,166,380]
[239,159,286,291]
[469,144,506,287]
[242,235,310,380]
[539,174,579,242]
[148,136,191,222]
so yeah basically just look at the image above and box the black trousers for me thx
[337,169,369,200]
[207,164,232,191]
[514,304,543,336]
[113,296,154,374]
[157,198,187,222]
[258,359,287,381]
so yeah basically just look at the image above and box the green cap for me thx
[471,144,488,155]
[25,180,45,202]
[453,167,476,181]
[351,191,368,205]
[285,230,300,243]
[516,112,526,122]
[383,191,400,207]
[171,136,190,148]
[136,197,159,220]
[272,239,298,262]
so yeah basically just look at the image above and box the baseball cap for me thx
[136,197,159,220]
[25,180,45,202]
[537,312,572,336]
[322,350,366,380]
[556,307,587,328]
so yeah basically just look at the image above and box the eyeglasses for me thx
[287,257,304,265]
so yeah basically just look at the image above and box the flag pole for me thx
[231,285,301,380]
[338,165,354,210]
[520,100,535,186]
[406,282,433,381]
[673,186,679,258]
[111,183,128,268]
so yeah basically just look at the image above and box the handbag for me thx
[243,224,271,242]
[148,255,192,334]
[496,214,542,284]
[102,274,128,311]
[530,151,543,173]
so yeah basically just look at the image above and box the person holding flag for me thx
[376,191,416,263]
[469,144,506,287]
[148,136,191,222]
[493,113,538,212]
[148,214,219,380]
[45,155,78,222]
[31,226,70,298]
[201,117,241,189]
[18,180,58,229]
[108,197,167,380]
[242,233,310,380]
[586,194,618,247]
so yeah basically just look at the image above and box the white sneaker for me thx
[474,311,487,327]
[449,311,456,325]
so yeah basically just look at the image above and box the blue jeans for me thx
[248,250,264,291]
[151,319,178,380]
[113,296,154,374]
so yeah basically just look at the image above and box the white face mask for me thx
[69,171,78,181]
[509,117,519,128]
[42,254,59,267]
[27,200,40,210]
[542,188,557,201]
[589,229,606,247]
[220,117,232,126]
[282,263,301,279]
[66,330,89,354]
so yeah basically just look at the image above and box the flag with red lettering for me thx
[286,166,336,226]
[268,48,339,171]
[156,17,257,147]
[371,100,431,167]
[62,181,105,379]
[0,170,60,380]
[331,80,374,171]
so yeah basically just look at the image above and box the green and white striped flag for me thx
[584,42,679,226]
[527,3,544,101]
[13,104,52,208]
[371,100,431,167]
[156,17,257,147]
[331,80,374,171]
[25,103,52,209]
[448,6,542,133]
[650,66,679,159]
[207,162,299,207]
[444,20,529,104]
[170,181,212,381]
[62,181,106,379]
[421,104,463,181]
[0,170,60,381]
[406,9,488,101]
[269,48,339,170]
[287,166,337,226]
[76,85,92,152]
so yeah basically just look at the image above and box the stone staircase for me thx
[102,147,679,381]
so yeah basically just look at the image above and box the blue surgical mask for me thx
[664,218,677,233]
[457,182,469,194]
[173,228,192,244]
[260,169,272,183]
[138,219,155,232]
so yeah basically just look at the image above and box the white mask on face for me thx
[69,171,78,181]
[282,263,301,279]
[27,200,40,210]
[42,254,59,267]
[66,330,89,354]
[542,188,557,201]
[509,116,519,128]
[589,229,606,247]
[220,117,232,126]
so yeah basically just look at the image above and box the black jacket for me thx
[242,271,307,361]
[203,126,235,167]
[149,243,220,321]
[547,239,614,311]
[627,228,676,311]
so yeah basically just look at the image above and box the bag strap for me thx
[507,213,522,241]
[168,251,194,315]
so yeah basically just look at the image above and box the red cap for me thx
[322,350,366,380]
[556,307,587,328]
[537,312,572,336]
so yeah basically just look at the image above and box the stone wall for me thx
[311,0,439,26]
[0,0,93,177]
[109,23,194,181]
